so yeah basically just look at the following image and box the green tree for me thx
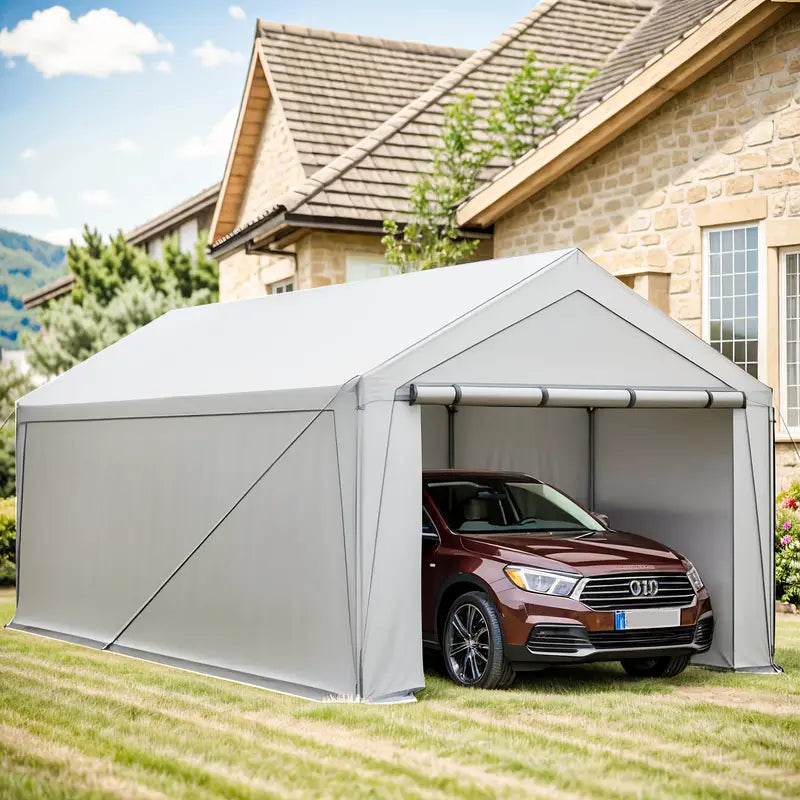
[0,363,33,497]
[25,227,218,378]
[382,51,592,273]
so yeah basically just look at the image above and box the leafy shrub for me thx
[776,482,800,604]
[0,496,16,586]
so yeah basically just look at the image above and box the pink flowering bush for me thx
[776,482,800,604]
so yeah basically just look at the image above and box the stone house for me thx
[211,0,800,484]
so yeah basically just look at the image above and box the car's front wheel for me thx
[442,591,515,689]
[620,654,690,678]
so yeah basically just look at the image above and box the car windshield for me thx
[425,478,604,535]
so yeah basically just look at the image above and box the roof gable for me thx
[211,23,470,243]
[210,0,654,252]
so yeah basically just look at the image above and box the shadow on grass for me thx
[422,648,739,700]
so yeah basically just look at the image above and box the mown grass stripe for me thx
[0,663,512,800]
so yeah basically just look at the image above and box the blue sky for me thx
[0,1,535,245]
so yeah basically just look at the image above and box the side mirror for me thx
[592,512,610,527]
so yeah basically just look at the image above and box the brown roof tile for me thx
[577,0,728,108]
[258,21,472,175]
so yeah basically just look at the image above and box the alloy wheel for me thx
[446,602,490,684]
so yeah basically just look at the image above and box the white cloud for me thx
[154,59,171,73]
[176,107,237,159]
[42,227,82,246]
[228,6,246,21]
[80,189,114,207]
[113,138,140,154]
[20,147,36,159]
[191,40,243,68]
[0,6,173,78]
[0,190,57,217]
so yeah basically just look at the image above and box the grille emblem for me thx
[629,578,659,597]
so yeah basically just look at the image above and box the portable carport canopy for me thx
[9,249,777,703]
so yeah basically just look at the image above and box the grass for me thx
[0,586,798,799]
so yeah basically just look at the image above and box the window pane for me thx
[706,225,759,376]
[722,252,734,274]
[785,252,800,429]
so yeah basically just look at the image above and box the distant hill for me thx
[0,229,68,349]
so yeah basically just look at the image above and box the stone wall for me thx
[493,11,800,487]
[295,231,387,290]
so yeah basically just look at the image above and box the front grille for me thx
[577,573,695,610]
[694,617,714,651]
[588,626,695,650]
[527,625,590,653]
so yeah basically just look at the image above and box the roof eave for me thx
[23,274,75,310]
[209,210,493,259]
[457,0,792,228]
[126,184,220,246]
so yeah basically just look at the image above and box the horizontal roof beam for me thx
[406,384,746,409]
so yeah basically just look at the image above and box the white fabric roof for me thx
[20,250,573,411]
[20,248,769,419]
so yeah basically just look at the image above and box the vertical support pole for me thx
[770,405,777,663]
[587,407,595,510]
[447,405,457,469]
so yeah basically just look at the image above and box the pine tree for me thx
[25,228,218,378]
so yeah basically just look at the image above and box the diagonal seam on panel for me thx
[103,408,330,651]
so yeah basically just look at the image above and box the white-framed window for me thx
[702,223,765,379]
[345,255,391,283]
[270,278,294,295]
[781,248,800,430]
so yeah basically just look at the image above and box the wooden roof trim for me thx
[210,42,271,243]
[457,0,794,227]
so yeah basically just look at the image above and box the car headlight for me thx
[684,560,704,592]
[504,565,579,596]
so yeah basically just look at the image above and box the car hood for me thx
[460,529,684,575]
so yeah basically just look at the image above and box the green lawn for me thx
[1,587,798,800]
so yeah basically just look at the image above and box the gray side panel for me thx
[421,405,449,469]
[116,412,356,698]
[593,409,734,668]
[412,292,728,390]
[361,403,423,700]
[733,406,773,668]
[454,407,590,505]
[13,411,315,643]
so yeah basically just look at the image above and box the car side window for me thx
[422,508,439,541]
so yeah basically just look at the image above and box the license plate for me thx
[615,608,681,630]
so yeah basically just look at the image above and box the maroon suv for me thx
[422,471,713,688]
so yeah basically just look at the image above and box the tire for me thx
[442,591,515,689]
[621,654,691,678]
